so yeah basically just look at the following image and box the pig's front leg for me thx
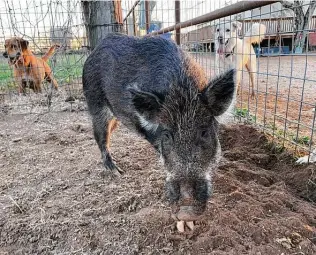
[92,113,123,176]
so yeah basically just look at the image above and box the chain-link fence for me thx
[0,0,87,114]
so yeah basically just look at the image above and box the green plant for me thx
[293,135,311,145]
[235,107,249,118]
[234,107,256,123]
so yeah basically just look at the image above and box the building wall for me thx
[183,15,316,45]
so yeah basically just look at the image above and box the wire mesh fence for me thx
[123,0,316,161]
[0,0,87,114]
[0,0,315,161]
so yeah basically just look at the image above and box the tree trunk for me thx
[282,0,316,52]
[292,1,304,51]
[296,16,310,51]
[300,1,316,51]
[81,1,122,50]
[293,2,316,51]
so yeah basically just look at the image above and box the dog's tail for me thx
[244,23,266,45]
[42,44,60,62]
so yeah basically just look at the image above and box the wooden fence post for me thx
[81,1,122,50]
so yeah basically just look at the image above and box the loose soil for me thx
[0,108,315,254]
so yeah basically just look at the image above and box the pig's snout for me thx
[167,178,211,221]
[177,183,208,221]
[177,205,203,221]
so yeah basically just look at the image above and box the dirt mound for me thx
[0,112,315,254]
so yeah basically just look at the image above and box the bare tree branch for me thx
[281,0,316,51]
[305,0,316,19]
[281,0,295,10]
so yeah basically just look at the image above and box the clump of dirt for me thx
[0,111,315,254]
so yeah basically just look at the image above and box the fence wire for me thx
[0,0,315,160]
[0,0,87,114]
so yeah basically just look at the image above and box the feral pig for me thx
[83,33,235,227]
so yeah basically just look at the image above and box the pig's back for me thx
[83,33,183,95]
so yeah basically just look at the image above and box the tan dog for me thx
[215,22,266,98]
[3,37,59,93]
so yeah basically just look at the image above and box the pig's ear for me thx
[128,85,165,120]
[200,69,235,116]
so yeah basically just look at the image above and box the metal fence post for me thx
[132,9,136,36]
[175,1,181,45]
[145,0,150,33]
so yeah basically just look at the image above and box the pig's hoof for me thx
[103,157,124,177]
[107,166,123,177]
[102,165,124,177]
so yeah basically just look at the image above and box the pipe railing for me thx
[123,1,280,44]
[149,1,279,36]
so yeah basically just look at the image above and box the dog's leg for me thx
[92,109,123,176]
[236,69,242,96]
[246,52,257,99]
[14,70,24,95]
[45,73,58,90]
[215,53,220,75]
[245,62,256,99]
[19,80,28,95]
[19,85,25,95]
[51,78,58,90]
[34,80,42,93]
[37,82,42,93]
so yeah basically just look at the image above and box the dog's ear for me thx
[232,21,242,31]
[18,38,29,50]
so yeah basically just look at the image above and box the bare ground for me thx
[0,105,316,254]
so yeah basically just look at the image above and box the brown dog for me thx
[3,37,59,93]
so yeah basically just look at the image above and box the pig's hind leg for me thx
[91,109,123,176]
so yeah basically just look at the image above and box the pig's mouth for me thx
[171,202,206,232]
[166,178,210,232]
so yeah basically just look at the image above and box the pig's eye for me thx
[162,131,172,142]
[201,129,209,138]
[199,129,211,141]
[201,130,208,138]
[161,130,173,149]
[198,129,213,148]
